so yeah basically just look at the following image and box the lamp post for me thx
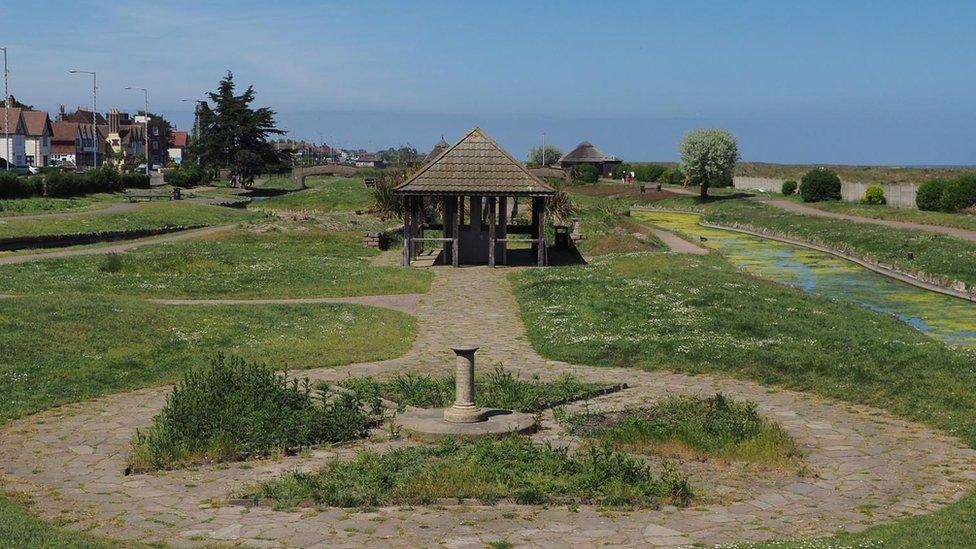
[125,86,149,175]
[69,69,97,168]
[2,46,8,171]
[542,132,546,167]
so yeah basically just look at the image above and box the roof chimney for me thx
[108,109,120,133]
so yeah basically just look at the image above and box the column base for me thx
[443,404,485,423]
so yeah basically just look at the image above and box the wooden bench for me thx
[125,189,174,202]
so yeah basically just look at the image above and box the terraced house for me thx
[22,109,53,167]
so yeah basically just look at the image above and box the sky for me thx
[3,1,974,165]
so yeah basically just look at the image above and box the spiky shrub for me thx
[370,175,405,219]
[799,168,841,202]
[129,354,377,470]
[781,180,798,196]
[546,187,578,223]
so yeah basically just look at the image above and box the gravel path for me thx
[1,267,974,547]
[764,199,976,242]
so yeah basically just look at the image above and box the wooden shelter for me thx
[558,141,622,177]
[394,127,556,267]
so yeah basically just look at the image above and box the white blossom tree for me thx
[678,129,739,199]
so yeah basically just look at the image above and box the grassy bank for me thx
[0,226,431,298]
[796,198,976,232]
[0,294,415,423]
[735,161,976,187]
[567,193,662,255]
[0,201,263,239]
[0,194,122,217]
[656,197,976,288]
[254,176,372,213]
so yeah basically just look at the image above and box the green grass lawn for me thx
[253,176,372,213]
[0,294,415,424]
[0,201,264,239]
[655,196,976,288]
[0,226,431,298]
[512,252,976,546]
[795,197,976,232]
[0,493,142,549]
[0,193,124,217]
[566,193,662,255]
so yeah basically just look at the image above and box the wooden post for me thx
[530,196,540,259]
[452,195,460,267]
[488,196,497,268]
[534,196,546,267]
[402,195,412,266]
[412,196,422,258]
[498,196,508,266]
[443,196,453,265]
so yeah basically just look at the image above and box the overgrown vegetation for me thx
[129,355,380,470]
[247,436,692,508]
[511,252,976,446]
[336,366,612,412]
[255,176,373,213]
[564,393,800,467]
[572,163,599,184]
[799,168,841,202]
[0,167,148,200]
[861,185,886,205]
[917,174,976,212]
[800,199,976,232]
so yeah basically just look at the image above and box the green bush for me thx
[119,173,150,189]
[942,175,976,212]
[917,179,949,211]
[0,172,39,199]
[86,165,121,193]
[165,164,211,188]
[799,168,841,202]
[862,185,886,205]
[634,164,666,182]
[610,162,633,178]
[658,167,685,185]
[43,172,87,197]
[572,163,599,184]
[781,180,798,196]
[129,354,378,470]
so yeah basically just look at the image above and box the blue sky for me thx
[3,1,974,164]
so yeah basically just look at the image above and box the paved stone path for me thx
[2,267,975,547]
[0,223,240,266]
[764,198,976,243]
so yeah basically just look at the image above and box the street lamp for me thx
[125,86,149,175]
[2,47,8,171]
[68,69,97,168]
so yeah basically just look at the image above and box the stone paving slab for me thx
[2,266,975,547]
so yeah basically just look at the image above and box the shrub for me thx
[799,168,841,202]
[165,164,210,188]
[916,178,949,211]
[634,164,666,182]
[610,162,633,178]
[572,163,599,184]
[658,167,684,185]
[861,185,886,205]
[44,172,87,197]
[99,253,124,273]
[941,175,976,212]
[781,180,798,196]
[86,165,121,193]
[119,173,150,189]
[129,354,378,470]
[370,174,404,219]
[0,172,39,199]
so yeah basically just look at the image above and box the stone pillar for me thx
[443,345,484,423]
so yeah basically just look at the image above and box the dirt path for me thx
[2,267,974,547]
[0,223,240,266]
[764,199,976,242]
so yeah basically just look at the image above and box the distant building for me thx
[22,110,53,167]
[425,136,450,163]
[51,121,83,167]
[0,103,27,166]
[558,141,622,177]
[168,131,189,164]
[355,153,385,168]
[105,110,145,165]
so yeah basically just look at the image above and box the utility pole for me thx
[69,70,97,168]
[542,132,546,166]
[2,46,8,171]
[125,86,149,174]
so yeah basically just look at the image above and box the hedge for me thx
[800,169,841,202]
[634,164,667,182]
[572,164,599,184]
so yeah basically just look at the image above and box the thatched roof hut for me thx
[558,141,622,176]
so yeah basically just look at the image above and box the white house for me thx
[22,110,53,167]
[0,107,27,167]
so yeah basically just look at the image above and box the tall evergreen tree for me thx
[192,72,285,187]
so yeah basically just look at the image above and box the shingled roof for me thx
[396,127,555,196]
[558,141,620,163]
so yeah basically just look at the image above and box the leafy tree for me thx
[377,146,421,166]
[528,145,563,167]
[678,129,739,199]
[0,96,33,109]
[192,72,285,188]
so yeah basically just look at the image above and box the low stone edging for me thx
[363,226,403,250]
[0,225,208,252]
[631,206,976,303]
